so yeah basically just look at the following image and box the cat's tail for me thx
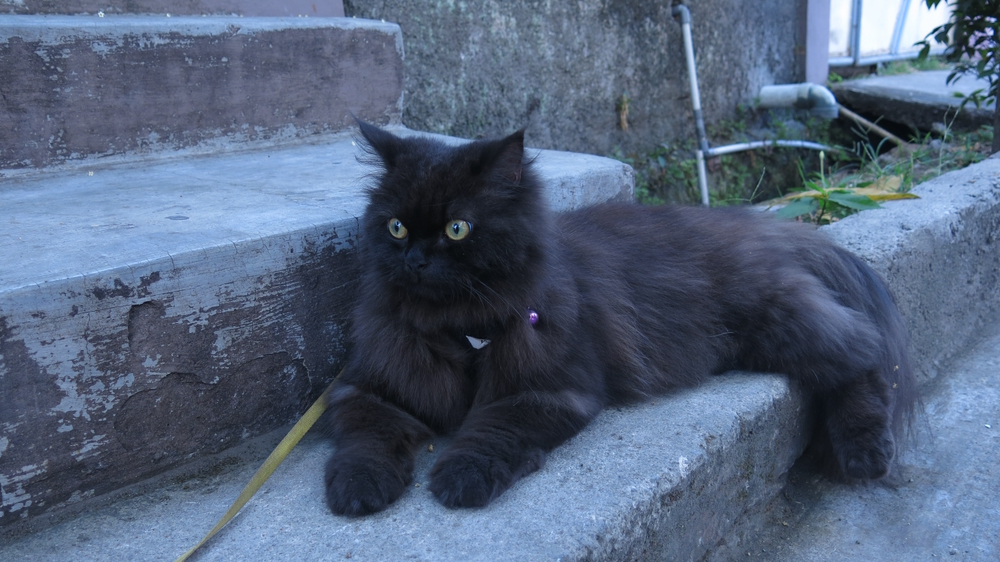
[813,245,919,479]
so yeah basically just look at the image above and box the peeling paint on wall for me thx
[0,224,359,525]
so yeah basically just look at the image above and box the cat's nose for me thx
[404,246,429,272]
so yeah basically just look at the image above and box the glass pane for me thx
[829,0,854,57]
[858,0,904,57]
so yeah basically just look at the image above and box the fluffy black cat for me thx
[322,122,916,516]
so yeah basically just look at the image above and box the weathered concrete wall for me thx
[2,0,344,17]
[343,0,806,156]
[0,16,401,169]
[0,224,360,523]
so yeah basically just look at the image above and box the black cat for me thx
[322,122,916,516]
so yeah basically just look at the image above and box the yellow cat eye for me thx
[388,218,408,239]
[445,220,472,241]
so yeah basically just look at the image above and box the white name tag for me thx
[466,336,491,349]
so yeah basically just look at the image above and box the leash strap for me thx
[173,373,340,562]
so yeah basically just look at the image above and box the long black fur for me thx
[322,123,917,515]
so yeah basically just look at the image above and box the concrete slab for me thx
[831,70,996,133]
[0,129,633,527]
[0,15,403,169]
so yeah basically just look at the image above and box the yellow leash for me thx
[173,372,341,562]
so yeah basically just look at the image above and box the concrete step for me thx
[0,373,810,562]
[0,14,403,170]
[0,128,633,527]
[2,150,997,558]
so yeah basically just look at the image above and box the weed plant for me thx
[772,116,993,223]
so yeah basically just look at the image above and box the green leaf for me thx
[827,192,882,211]
[776,199,818,219]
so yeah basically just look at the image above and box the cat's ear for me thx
[354,119,403,169]
[471,129,526,184]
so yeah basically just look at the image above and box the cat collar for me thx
[465,308,538,350]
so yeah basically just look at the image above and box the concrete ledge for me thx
[826,153,1000,384]
[0,15,403,169]
[0,129,633,526]
[0,374,808,561]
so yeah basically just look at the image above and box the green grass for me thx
[878,56,950,76]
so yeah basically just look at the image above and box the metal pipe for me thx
[706,140,835,158]
[758,83,839,119]
[672,4,711,206]
[850,0,863,66]
[671,6,838,206]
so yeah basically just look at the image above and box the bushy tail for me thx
[832,248,917,441]
[804,246,919,481]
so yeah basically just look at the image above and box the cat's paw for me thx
[428,451,506,509]
[324,455,409,516]
[836,427,895,480]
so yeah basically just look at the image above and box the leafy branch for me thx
[917,0,999,153]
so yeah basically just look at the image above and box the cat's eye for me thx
[445,220,472,241]
[388,218,408,239]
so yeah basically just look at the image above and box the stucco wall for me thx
[344,0,806,155]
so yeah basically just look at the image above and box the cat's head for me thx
[355,122,547,304]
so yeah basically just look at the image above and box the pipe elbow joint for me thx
[672,4,691,24]
[758,83,839,120]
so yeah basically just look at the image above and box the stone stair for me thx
[0,11,631,531]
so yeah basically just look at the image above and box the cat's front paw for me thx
[324,455,410,516]
[428,451,507,509]
[429,448,545,509]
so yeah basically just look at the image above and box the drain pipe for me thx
[673,4,837,205]
[758,83,840,119]
[672,4,711,206]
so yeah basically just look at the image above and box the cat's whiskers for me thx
[467,277,523,319]
[463,280,492,310]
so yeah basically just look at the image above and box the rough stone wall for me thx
[344,0,805,156]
